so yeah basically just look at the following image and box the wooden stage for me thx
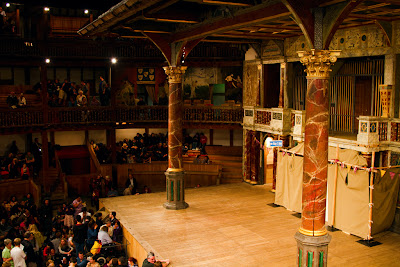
[100,183,400,267]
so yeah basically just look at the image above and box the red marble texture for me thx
[301,78,330,235]
[168,81,183,170]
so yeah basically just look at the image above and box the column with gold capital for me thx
[163,66,189,210]
[294,50,340,267]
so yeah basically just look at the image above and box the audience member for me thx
[142,252,169,267]
[10,238,26,267]
[18,94,26,108]
[6,92,18,109]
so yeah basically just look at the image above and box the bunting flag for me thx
[353,166,358,173]
[347,164,351,173]
[380,170,386,177]
[390,172,396,180]
[292,153,295,158]
[341,162,345,169]
[282,151,286,156]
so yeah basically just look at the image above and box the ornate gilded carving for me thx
[243,63,260,106]
[163,66,187,83]
[297,50,341,78]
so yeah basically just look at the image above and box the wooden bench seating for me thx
[0,94,42,109]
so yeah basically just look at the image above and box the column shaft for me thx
[295,49,340,267]
[163,66,188,210]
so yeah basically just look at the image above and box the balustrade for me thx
[0,105,243,128]
[0,108,43,127]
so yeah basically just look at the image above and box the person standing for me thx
[10,238,26,267]
[2,239,14,267]
[199,133,207,153]
[0,7,6,33]
[72,215,87,255]
[21,232,36,267]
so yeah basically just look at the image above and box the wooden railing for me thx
[54,149,68,201]
[29,178,41,207]
[0,108,43,127]
[0,106,243,128]
[184,106,243,123]
[255,109,272,125]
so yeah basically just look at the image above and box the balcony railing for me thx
[0,106,243,128]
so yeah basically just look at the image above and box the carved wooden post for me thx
[295,49,340,267]
[163,66,188,210]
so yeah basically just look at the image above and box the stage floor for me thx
[101,183,400,267]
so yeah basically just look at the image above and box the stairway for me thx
[208,155,243,184]
[183,152,243,184]
[39,167,66,206]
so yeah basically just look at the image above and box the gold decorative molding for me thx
[297,50,341,79]
[163,66,188,83]
[299,227,328,237]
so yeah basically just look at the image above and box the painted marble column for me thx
[163,66,188,210]
[295,50,340,267]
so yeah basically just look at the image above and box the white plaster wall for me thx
[116,129,146,141]
[56,68,68,81]
[245,47,258,61]
[54,131,86,146]
[88,130,107,144]
[149,128,168,135]
[30,67,40,85]
[0,134,26,156]
[185,129,210,145]
[70,68,81,83]
[14,68,25,86]
[233,129,243,146]
[213,129,230,146]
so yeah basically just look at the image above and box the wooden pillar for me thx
[163,66,188,210]
[295,50,340,267]
[41,130,49,193]
[40,62,49,192]
[85,130,89,144]
[230,130,234,147]
[107,129,117,164]
[50,131,55,146]
[279,62,286,108]
[16,8,20,34]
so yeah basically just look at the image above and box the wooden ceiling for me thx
[78,0,400,45]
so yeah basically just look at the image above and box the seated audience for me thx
[6,92,18,109]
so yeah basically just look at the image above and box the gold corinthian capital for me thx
[297,50,341,79]
[163,66,188,83]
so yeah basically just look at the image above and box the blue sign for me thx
[269,140,283,147]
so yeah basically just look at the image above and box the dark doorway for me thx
[354,76,372,131]
[263,64,280,108]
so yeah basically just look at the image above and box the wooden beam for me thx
[79,0,163,36]
[142,32,172,65]
[347,13,395,22]
[201,0,253,7]
[323,0,364,49]
[171,3,290,43]
[282,0,315,49]
[376,20,392,47]
[177,38,204,65]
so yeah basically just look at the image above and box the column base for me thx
[164,170,189,210]
[163,201,189,210]
[294,231,331,267]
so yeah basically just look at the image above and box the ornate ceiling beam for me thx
[171,2,290,43]
[323,0,364,49]
[282,0,315,49]
[375,20,392,46]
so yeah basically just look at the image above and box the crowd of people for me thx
[46,77,110,108]
[6,92,26,109]
[0,193,150,267]
[91,132,209,165]
[0,139,45,181]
